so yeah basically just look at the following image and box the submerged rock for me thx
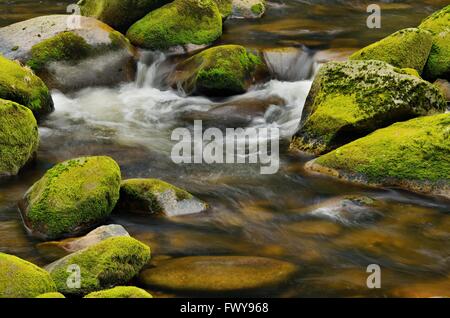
[349,28,433,74]
[46,236,150,296]
[306,114,450,198]
[0,253,56,298]
[126,0,222,50]
[117,179,207,217]
[36,292,65,298]
[19,156,121,240]
[84,286,153,298]
[168,45,268,96]
[139,256,297,293]
[37,224,130,261]
[0,55,53,117]
[78,0,171,32]
[419,5,450,80]
[231,0,266,19]
[0,99,39,178]
[290,60,446,155]
[0,15,136,91]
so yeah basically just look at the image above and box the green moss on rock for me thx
[290,60,447,155]
[36,292,65,298]
[0,99,39,177]
[0,55,53,117]
[46,236,150,296]
[419,5,450,80]
[169,45,267,96]
[20,156,121,240]
[84,286,153,298]
[308,114,450,198]
[349,28,433,74]
[78,0,171,32]
[213,0,233,18]
[0,253,56,298]
[126,0,222,50]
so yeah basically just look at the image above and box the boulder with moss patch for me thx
[0,55,53,117]
[78,0,172,32]
[419,5,450,80]
[0,99,39,178]
[46,236,150,296]
[214,0,233,18]
[349,28,433,74]
[126,0,222,51]
[168,45,268,96]
[0,253,56,298]
[117,179,207,217]
[0,15,136,91]
[231,0,266,19]
[306,114,450,198]
[84,286,153,298]
[290,60,447,155]
[36,292,65,298]
[19,156,121,240]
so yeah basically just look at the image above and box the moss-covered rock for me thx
[36,292,65,298]
[214,0,233,18]
[139,256,297,294]
[46,236,150,296]
[117,179,207,216]
[349,28,433,74]
[19,156,121,240]
[78,0,172,32]
[126,0,222,50]
[0,15,136,91]
[168,45,268,96]
[419,5,450,80]
[84,286,152,298]
[306,114,450,198]
[231,0,266,19]
[0,253,56,298]
[0,99,39,177]
[0,55,53,117]
[290,60,447,155]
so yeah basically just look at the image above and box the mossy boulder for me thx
[290,60,447,155]
[231,0,266,19]
[419,5,450,80]
[0,15,136,91]
[214,0,233,18]
[0,253,56,298]
[126,0,222,51]
[36,292,65,298]
[84,286,153,298]
[0,55,53,117]
[46,236,150,296]
[78,0,172,32]
[37,225,130,262]
[0,99,39,178]
[349,28,433,74]
[306,114,450,198]
[19,156,121,240]
[168,45,268,96]
[139,256,297,294]
[116,179,207,217]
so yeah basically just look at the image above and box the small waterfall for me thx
[135,51,173,88]
[263,47,316,82]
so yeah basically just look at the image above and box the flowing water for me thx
[0,0,449,297]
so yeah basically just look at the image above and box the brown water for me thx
[0,0,449,298]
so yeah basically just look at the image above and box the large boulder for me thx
[19,156,121,240]
[78,0,172,32]
[116,179,207,217]
[306,114,450,198]
[0,253,56,298]
[214,0,233,18]
[0,55,53,117]
[290,60,447,155]
[419,5,450,80]
[84,286,153,298]
[0,15,136,91]
[0,99,39,178]
[139,256,297,293]
[126,0,222,51]
[46,236,150,296]
[168,45,268,96]
[231,0,266,19]
[36,292,66,298]
[349,28,433,74]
